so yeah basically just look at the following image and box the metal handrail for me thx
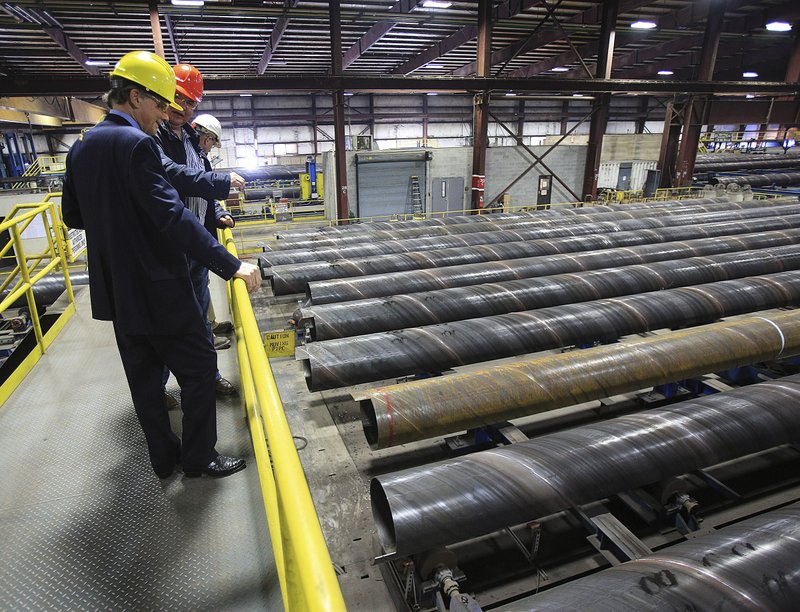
[223,228,346,612]
[0,198,75,407]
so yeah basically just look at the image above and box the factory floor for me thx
[0,285,282,611]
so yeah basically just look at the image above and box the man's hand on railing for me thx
[234,261,262,293]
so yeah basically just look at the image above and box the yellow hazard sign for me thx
[263,330,296,358]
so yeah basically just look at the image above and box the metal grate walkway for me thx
[0,286,282,611]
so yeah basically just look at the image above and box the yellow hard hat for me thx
[110,51,183,111]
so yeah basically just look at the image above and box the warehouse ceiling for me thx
[0,0,797,87]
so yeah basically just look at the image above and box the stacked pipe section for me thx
[266,202,800,294]
[369,350,800,555]
[308,219,800,303]
[506,503,800,610]
[297,241,800,340]
[302,270,800,390]
[712,172,800,188]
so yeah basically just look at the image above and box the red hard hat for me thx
[173,63,203,103]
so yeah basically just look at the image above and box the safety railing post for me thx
[10,225,44,350]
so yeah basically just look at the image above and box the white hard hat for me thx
[192,113,222,147]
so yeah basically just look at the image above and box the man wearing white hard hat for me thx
[192,113,234,340]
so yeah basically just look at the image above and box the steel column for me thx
[369,368,800,555]
[148,1,165,59]
[305,270,800,390]
[329,1,350,222]
[657,101,684,188]
[581,0,617,200]
[674,0,725,187]
[470,0,492,211]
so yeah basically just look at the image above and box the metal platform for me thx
[0,286,282,611]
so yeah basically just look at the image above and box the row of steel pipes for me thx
[264,197,800,605]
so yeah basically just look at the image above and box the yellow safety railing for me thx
[222,228,346,612]
[10,155,67,189]
[0,197,75,406]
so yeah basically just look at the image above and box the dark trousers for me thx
[161,258,221,387]
[114,320,219,473]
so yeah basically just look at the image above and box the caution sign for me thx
[263,330,295,358]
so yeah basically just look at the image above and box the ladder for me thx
[408,175,423,216]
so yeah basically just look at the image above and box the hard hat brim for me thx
[170,100,184,111]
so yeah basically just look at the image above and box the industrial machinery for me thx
[235,156,324,221]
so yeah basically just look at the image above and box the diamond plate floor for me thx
[0,286,282,611]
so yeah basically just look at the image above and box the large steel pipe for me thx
[713,172,800,187]
[521,503,800,611]
[269,205,800,294]
[266,198,792,254]
[274,197,748,241]
[695,158,800,172]
[300,245,800,340]
[303,271,800,391]
[259,196,788,269]
[370,362,800,555]
[309,221,800,304]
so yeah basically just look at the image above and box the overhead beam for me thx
[455,0,651,77]
[3,75,798,97]
[257,0,300,74]
[343,0,425,70]
[393,0,545,75]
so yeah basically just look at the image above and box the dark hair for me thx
[103,77,139,108]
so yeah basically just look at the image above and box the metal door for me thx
[431,177,465,214]
[617,162,633,190]
[356,159,427,219]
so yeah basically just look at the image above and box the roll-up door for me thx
[355,151,429,219]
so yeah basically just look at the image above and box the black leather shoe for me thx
[215,377,236,396]
[184,455,246,478]
[154,463,177,479]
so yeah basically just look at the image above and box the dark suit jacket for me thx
[62,113,241,335]
[154,122,231,235]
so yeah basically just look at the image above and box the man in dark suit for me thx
[61,51,261,479]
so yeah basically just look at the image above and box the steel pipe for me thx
[271,197,736,244]
[713,172,800,187]
[303,271,800,391]
[268,205,800,294]
[265,198,792,256]
[695,158,800,172]
[521,503,800,611]
[308,221,800,304]
[370,362,800,555]
[259,196,788,269]
[300,245,800,340]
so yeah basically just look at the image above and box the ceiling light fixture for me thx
[550,66,569,72]
[505,92,517,96]
[422,1,452,7]
[171,0,205,7]
[427,92,439,96]
[572,93,584,97]
[746,94,756,99]
[344,92,354,96]
[426,63,444,68]
[657,69,673,76]
[743,71,759,78]
[631,20,657,29]
[84,60,109,66]
[766,21,792,32]
[239,93,252,97]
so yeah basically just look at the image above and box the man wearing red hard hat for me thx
[155,64,244,405]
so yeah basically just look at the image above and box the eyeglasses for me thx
[142,91,169,112]
[201,133,219,144]
[175,94,199,110]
